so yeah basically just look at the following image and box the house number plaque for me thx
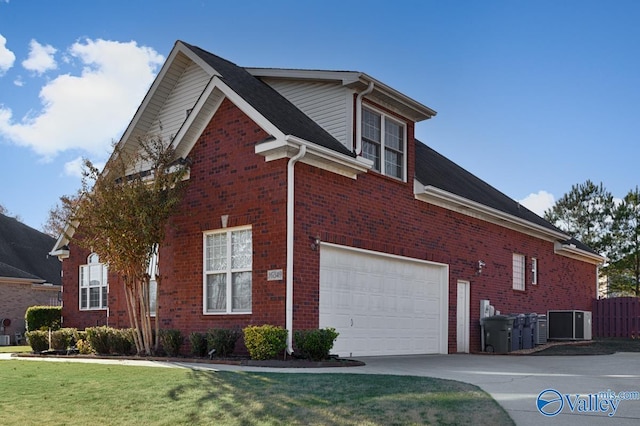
[267,269,283,281]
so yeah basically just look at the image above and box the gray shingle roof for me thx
[177,43,597,256]
[181,42,355,157]
[0,214,61,285]
[414,140,597,254]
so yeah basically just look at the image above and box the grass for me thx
[531,338,640,355]
[0,345,31,353]
[0,360,513,425]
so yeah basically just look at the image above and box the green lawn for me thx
[0,345,31,353]
[0,360,513,425]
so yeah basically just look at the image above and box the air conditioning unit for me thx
[547,310,592,340]
[0,335,10,346]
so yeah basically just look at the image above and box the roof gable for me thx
[180,42,354,157]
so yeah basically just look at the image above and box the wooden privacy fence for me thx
[592,297,640,338]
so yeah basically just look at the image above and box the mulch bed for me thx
[14,352,366,368]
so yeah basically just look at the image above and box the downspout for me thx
[355,81,374,155]
[286,143,307,354]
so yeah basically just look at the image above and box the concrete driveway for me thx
[178,353,640,425]
[4,352,640,425]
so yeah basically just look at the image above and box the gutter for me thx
[286,143,307,354]
[354,81,374,155]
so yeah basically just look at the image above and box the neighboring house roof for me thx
[0,214,61,285]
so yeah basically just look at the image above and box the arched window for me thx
[79,253,108,310]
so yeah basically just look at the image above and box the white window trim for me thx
[512,253,526,291]
[361,105,407,181]
[202,225,253,315]
[531,257,538,285]
[79,253,108,311]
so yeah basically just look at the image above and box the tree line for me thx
[544,180,640,297]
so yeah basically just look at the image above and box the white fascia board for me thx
[50,218,79,260]
[414,181,570,242]
[246,68,361,85]
[255,135,372,179]
[357,73,437,121]
[554,242,605,265]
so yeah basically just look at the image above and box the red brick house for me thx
[51,41,603,355]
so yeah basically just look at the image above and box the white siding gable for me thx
[262,78,353,150]
[148,62,211,143]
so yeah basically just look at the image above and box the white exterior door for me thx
[319,244,449,357]
[456,280,470,353]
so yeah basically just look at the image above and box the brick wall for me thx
[62,97,597,354]
[0,281,60,343]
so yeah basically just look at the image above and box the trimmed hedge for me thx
[85,326,135,355]
[243,325,288,360]
[49,328,78,351]
[160,329,183,357]
[25,306,62,331]
[189,332,208,357]
[294,328,339,361]
[25,330,48,352]
[207,328,240,357]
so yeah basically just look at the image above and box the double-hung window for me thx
[79,253,108,310]
[204,227,252,314]
[362,106,406,180]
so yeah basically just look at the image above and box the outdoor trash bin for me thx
[483,315,513,353]
[511,314,525,351]
[522,313,538,349]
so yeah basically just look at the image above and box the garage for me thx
[319,243,449,357]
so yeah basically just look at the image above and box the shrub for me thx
[294,328,339,361]
[207,328,241,357]
[25,330,48,353]
[189,332,208,357]
[110,328,135,355]
[243,325,288,360]
[85,326,135,355]
[160,329,183,357]
[76,339,93,355]
[85,326,113,355]
[25,306,62,332]
[50,328,78,351]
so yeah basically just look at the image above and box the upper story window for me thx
[80,253,108,310]
[362,106,406,180]
[203,227,252,314]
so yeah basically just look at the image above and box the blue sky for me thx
[1,0,639,231]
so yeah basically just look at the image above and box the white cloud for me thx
[22,39,57,74]
[0,38,164,159]
[63,156,105,178]
[63,156,85,178]
[519,190,555,217]
[0,34,16,75]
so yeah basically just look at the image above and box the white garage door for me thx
[319,244,449,357]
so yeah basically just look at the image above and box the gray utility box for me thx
[483,315,513,353]
[535,315,547,345]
